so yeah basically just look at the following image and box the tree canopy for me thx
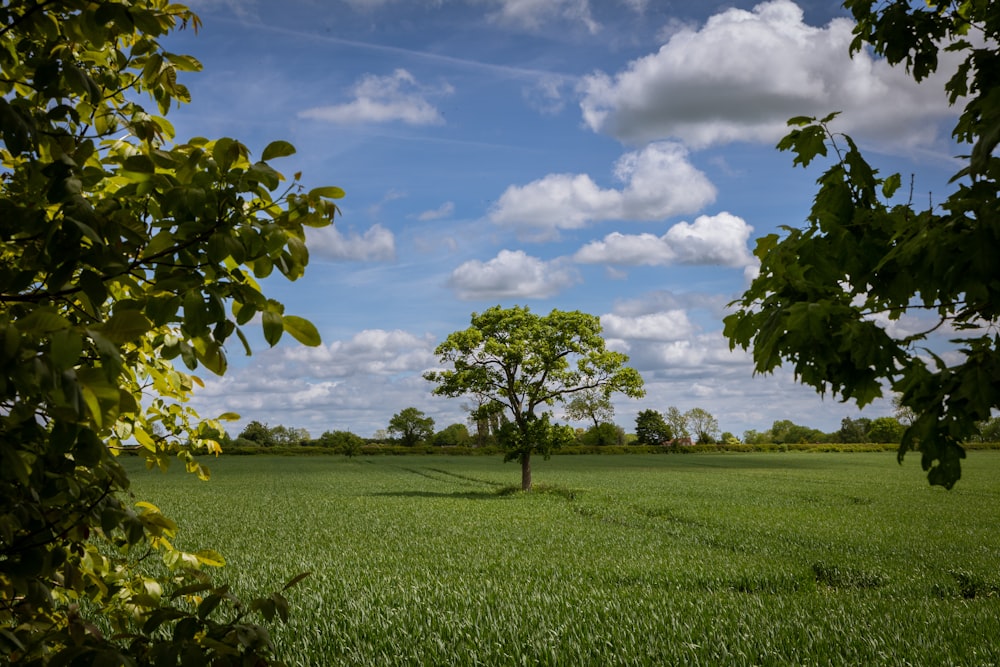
[724,0,1000,489]
[1,0,340,662]
[425,305,644,490]
[387,407,435,447]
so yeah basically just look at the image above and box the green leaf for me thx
[96,310,153,344]
[262,311,283,346]
[283,315,321,346]
[262,140,296,160]
[308,185,345,199]
[124,154,155,174]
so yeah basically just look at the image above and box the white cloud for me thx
[307,224,396,261]
[574,212,755,268]
[447,249,579,299]
[486,0,598,34]
[489,142,716,239]
[417,201,455,221]
[299,69,452,126]
[601,311,695,342]
[283,329,438,377]
[579,0,955,149]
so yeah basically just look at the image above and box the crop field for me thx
[123,452,1000,666]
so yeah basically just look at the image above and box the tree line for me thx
[227,409,1000,452]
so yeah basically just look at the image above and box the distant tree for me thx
[239,420,277,447]
[564,388,615,429]
[467,399,507,447]
[769,420,825,444]
[838,417,872,444]
[973,417,1000,443]
[426,305,644,490]
[318,430,365,455]
[664,406,690,440]
[388,407,436,447]
[434,423,473,447]
[868,417,905,444]
[635,409,672,446]
[580,422,625,447]
[720,432,741,446]
[892,394,917,427]
[724,2,1000,488]
[686,407,720,444]
[742,429,766,445]
[271,424,310,446]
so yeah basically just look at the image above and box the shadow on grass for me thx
[367,490,505,500]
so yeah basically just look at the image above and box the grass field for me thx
[123,452,1000,666]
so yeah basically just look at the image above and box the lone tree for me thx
[425,305,644,490]
[724,1,1000,489]
[0,1,339,662]
[388,407,435,447]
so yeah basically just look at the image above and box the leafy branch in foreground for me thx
[1,0,339,663]
[725,1,1000,489]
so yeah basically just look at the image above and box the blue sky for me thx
[163,0,962,439]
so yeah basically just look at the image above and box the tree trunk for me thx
[521,451,532,491]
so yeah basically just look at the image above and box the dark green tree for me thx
[725,1,1000,488]
[0,1,340,662]
[635,409,672,446]
[426,305,644,490]
[434,422,473,447]
[239,420,278,447]
[868,416,905,444]
[838,417,872,444]
[388,407,435,447]
[580,422,625,447]
[318,429,365,455]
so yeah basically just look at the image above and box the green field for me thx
[124,452,1000,666]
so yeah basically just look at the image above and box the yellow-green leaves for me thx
[283,315,321,346]
[262,140,296,160]
[1,1,339,662]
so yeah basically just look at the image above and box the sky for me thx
[160,0,963,439]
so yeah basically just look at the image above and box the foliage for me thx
[685,407,720,444]
[868,416,905,444]
[433,422,473,447]
[128,453,1000,665]
[634,409,672,446]
[724,1,1000,488]
[387,407,435,447]
[240,420,278,447]
[838,417,873,444]
[664,406,690,440]
[579,422,625,447]
[563,388,614,429]
[0,1,340,663]
[317,430,365,455]
[425,305,644,490]
[973,417,1000,443]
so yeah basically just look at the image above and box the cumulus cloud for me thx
[282,329,438,377]
[417,201,455,221]
[579,0,955,149]
[447,249,579,300]
[574,212,755,268]
[307,224,395,261]
[601,311,695,342]
[489,142,715,239]
[299,69,452,126]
